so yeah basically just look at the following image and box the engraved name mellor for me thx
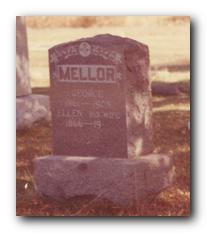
[57,64,118,83]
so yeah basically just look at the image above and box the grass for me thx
[16,89,190,216]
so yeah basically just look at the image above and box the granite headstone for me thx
[16,16,50,130]
[49,34,152,159]
[16,16,31,97]
[33,34,174,208]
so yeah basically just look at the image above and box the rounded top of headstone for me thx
[49,33,148,54]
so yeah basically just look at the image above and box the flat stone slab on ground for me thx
[16,94,50,130]
[33,154,175,207]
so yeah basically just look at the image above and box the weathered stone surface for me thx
[49,34,152,158]
[33,154,174,207]
[152,82,182,96]
[16,94,50,130]
[16,16,31,97]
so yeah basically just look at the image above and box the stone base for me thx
[33,154,175,207]
[16,94,51,130]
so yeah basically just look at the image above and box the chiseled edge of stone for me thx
[33,154,173,169]
[48,33,148,51]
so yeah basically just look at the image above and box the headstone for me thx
[16,16,50,129]
[33,34,174,209]
[49,34,152,158]
[16,16,31,97]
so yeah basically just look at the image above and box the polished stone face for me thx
[49,34,152,158]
